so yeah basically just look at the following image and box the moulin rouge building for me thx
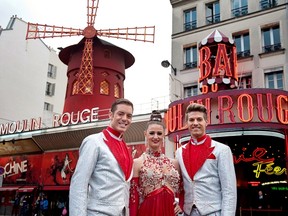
[164,30,288,213]
[0,25,287,215]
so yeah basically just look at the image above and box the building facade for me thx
[0,15,156,215]
[0,16,67,126]
[167,0,288,214]
[169,0,287,100]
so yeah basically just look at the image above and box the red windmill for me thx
[26,0,155,118]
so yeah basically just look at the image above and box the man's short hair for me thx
[185,103,207,120]
[110,98,134,113]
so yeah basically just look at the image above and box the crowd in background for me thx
[10,192,68,216]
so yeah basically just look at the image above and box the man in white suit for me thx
[176,103,237,216]
[69,98,134,216]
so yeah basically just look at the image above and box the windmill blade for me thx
[26,23,83,39]
[96,26,155,43]
[87,0,100,26]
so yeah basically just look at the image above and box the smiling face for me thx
[187,111,208,139]
[144,123,164,151]
[109,104,133,134]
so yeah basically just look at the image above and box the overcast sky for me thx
[0,0,172,112]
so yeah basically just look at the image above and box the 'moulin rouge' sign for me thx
[165,88,288,134]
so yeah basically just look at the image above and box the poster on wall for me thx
[41,150,78,185]
[0,154,42,185]
[0,150,79,186]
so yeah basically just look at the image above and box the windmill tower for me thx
[26,0,155,118]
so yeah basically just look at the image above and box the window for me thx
[260,0,277,10]
[231,0,248,17]
[265,71,283,90]
[114,84,120,98]
[6,16,16,29]
[238,76,252,89]
[44,102,53,111]
[184,46,198,69]
[262,25,281,53]
[184,8,197,31]
[48,64,57,78]
[184,85,198,98]
[100,80,109,95]
[104,49,111,59]
[206,1,220,24]
[234,32,250,58]
[46,82,55,96]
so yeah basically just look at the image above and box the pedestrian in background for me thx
[39,194,48,216]
[11,193,20,216]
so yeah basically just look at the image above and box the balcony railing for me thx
[237,50,251,58]
[206,14,220,24]
[263,43,281,53]
[184,61,198,69]
[260,0,278,10]
[184,20,197,31]
[231,6,248,17]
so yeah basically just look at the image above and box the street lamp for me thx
[161,60,177,76]
[161,60,183,101]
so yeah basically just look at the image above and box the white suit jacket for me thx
[69,131,132,216]
[176,139,237,216]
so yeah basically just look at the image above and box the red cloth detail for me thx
[207,153,216,159]
[105,126,123,138]
[182,135,215,180]
[138,186,175,216]
[129,177,139,216]
[190,134,207,144]
[102,127,133,181]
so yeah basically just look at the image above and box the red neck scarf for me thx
[182,134,215,180]
[102,127,133,181]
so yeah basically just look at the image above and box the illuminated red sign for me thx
[165,89,288,134]
[198,30,238,94]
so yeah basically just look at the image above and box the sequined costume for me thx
[130,149,180,216]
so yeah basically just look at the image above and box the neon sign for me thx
[199,39,238,93]
[252,161,286,178]
[233,147,287,178]
[233,147,274,164]
[165,90,288,133]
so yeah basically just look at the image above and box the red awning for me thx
[18,186,37,193]
[0,186,19,191]
[43,185,70,191]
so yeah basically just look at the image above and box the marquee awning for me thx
[17,186,37,193]
[42,185,70,191]
[0,186,19,191]
[0,115,149,156]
